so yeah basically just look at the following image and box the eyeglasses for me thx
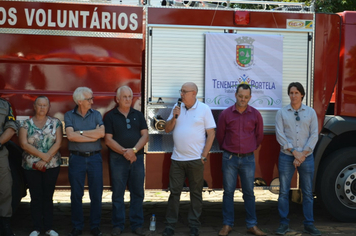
[126,118,131,129]
[84,97,94,102]
[179,90,194,94]
[294,111,300,121]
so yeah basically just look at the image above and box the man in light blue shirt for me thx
[275,82,320,236]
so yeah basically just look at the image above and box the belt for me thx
[227,151,254,158]
[70,151,101,157]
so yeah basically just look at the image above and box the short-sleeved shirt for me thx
[216,104,264,154]
[104,107,148,155]
[167,100,216,161]
[21,116,62,170]
[0,98,18,140]
[64,106,103,152]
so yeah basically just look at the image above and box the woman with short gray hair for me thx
[19,96,62,236]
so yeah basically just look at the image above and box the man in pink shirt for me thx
[216,84,265,236]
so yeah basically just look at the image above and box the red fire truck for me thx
[1,0,355,222]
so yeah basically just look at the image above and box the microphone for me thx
[175,98,182,119]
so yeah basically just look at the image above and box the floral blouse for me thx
[22,116,62,170]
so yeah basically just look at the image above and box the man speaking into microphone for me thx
[162,82,216,236]
[174,98,181,119]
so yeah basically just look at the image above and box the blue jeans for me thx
[110,153,145,231]
[278,152,315,225]
[222,151,257,228]
[68,153,103,230]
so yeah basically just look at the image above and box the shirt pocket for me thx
[243,120,255,133]
[130,116,140,129]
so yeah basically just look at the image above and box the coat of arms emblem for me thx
[235,36,255,68]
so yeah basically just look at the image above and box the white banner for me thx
[204,33,283,110]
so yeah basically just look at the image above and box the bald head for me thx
[180,82,198,108]
[183,82,198,93]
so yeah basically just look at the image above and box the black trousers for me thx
[165,159,204,229]
[25,167,60,231]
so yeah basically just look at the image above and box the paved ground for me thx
[11,190,356,236]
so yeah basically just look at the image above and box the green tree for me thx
[314,0,356,13]
[230,0,356,13]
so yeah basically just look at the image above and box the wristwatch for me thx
[201,156,207,162]
[290,148,296,154]
[132,147,137,153]
[80,130,83,135]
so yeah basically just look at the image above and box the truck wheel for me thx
[317,147,356,222]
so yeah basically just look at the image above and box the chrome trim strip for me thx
[0,28,143,38]
[146,24,313,33]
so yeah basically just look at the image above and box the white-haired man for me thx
[104,86,148,236]
[64,87,105,236]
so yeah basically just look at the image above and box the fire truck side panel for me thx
[336,11,356,117]
[0,4,144,187]
[313,13,341,132]
[312,13,341,180]
[0,35,143,65]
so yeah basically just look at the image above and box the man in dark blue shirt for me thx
[104,86,148,236]
[64,87,105,236]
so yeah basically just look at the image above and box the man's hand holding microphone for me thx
[164,98,182,133]
[174,98,182,119]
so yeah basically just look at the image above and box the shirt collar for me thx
[72,105,93,116]
[287,103,306,112]
[232,104,252,114]
[114,106,134,116]
[30,116,50,128]
[183,99,198,110]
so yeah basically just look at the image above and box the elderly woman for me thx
[19,96,62,236]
